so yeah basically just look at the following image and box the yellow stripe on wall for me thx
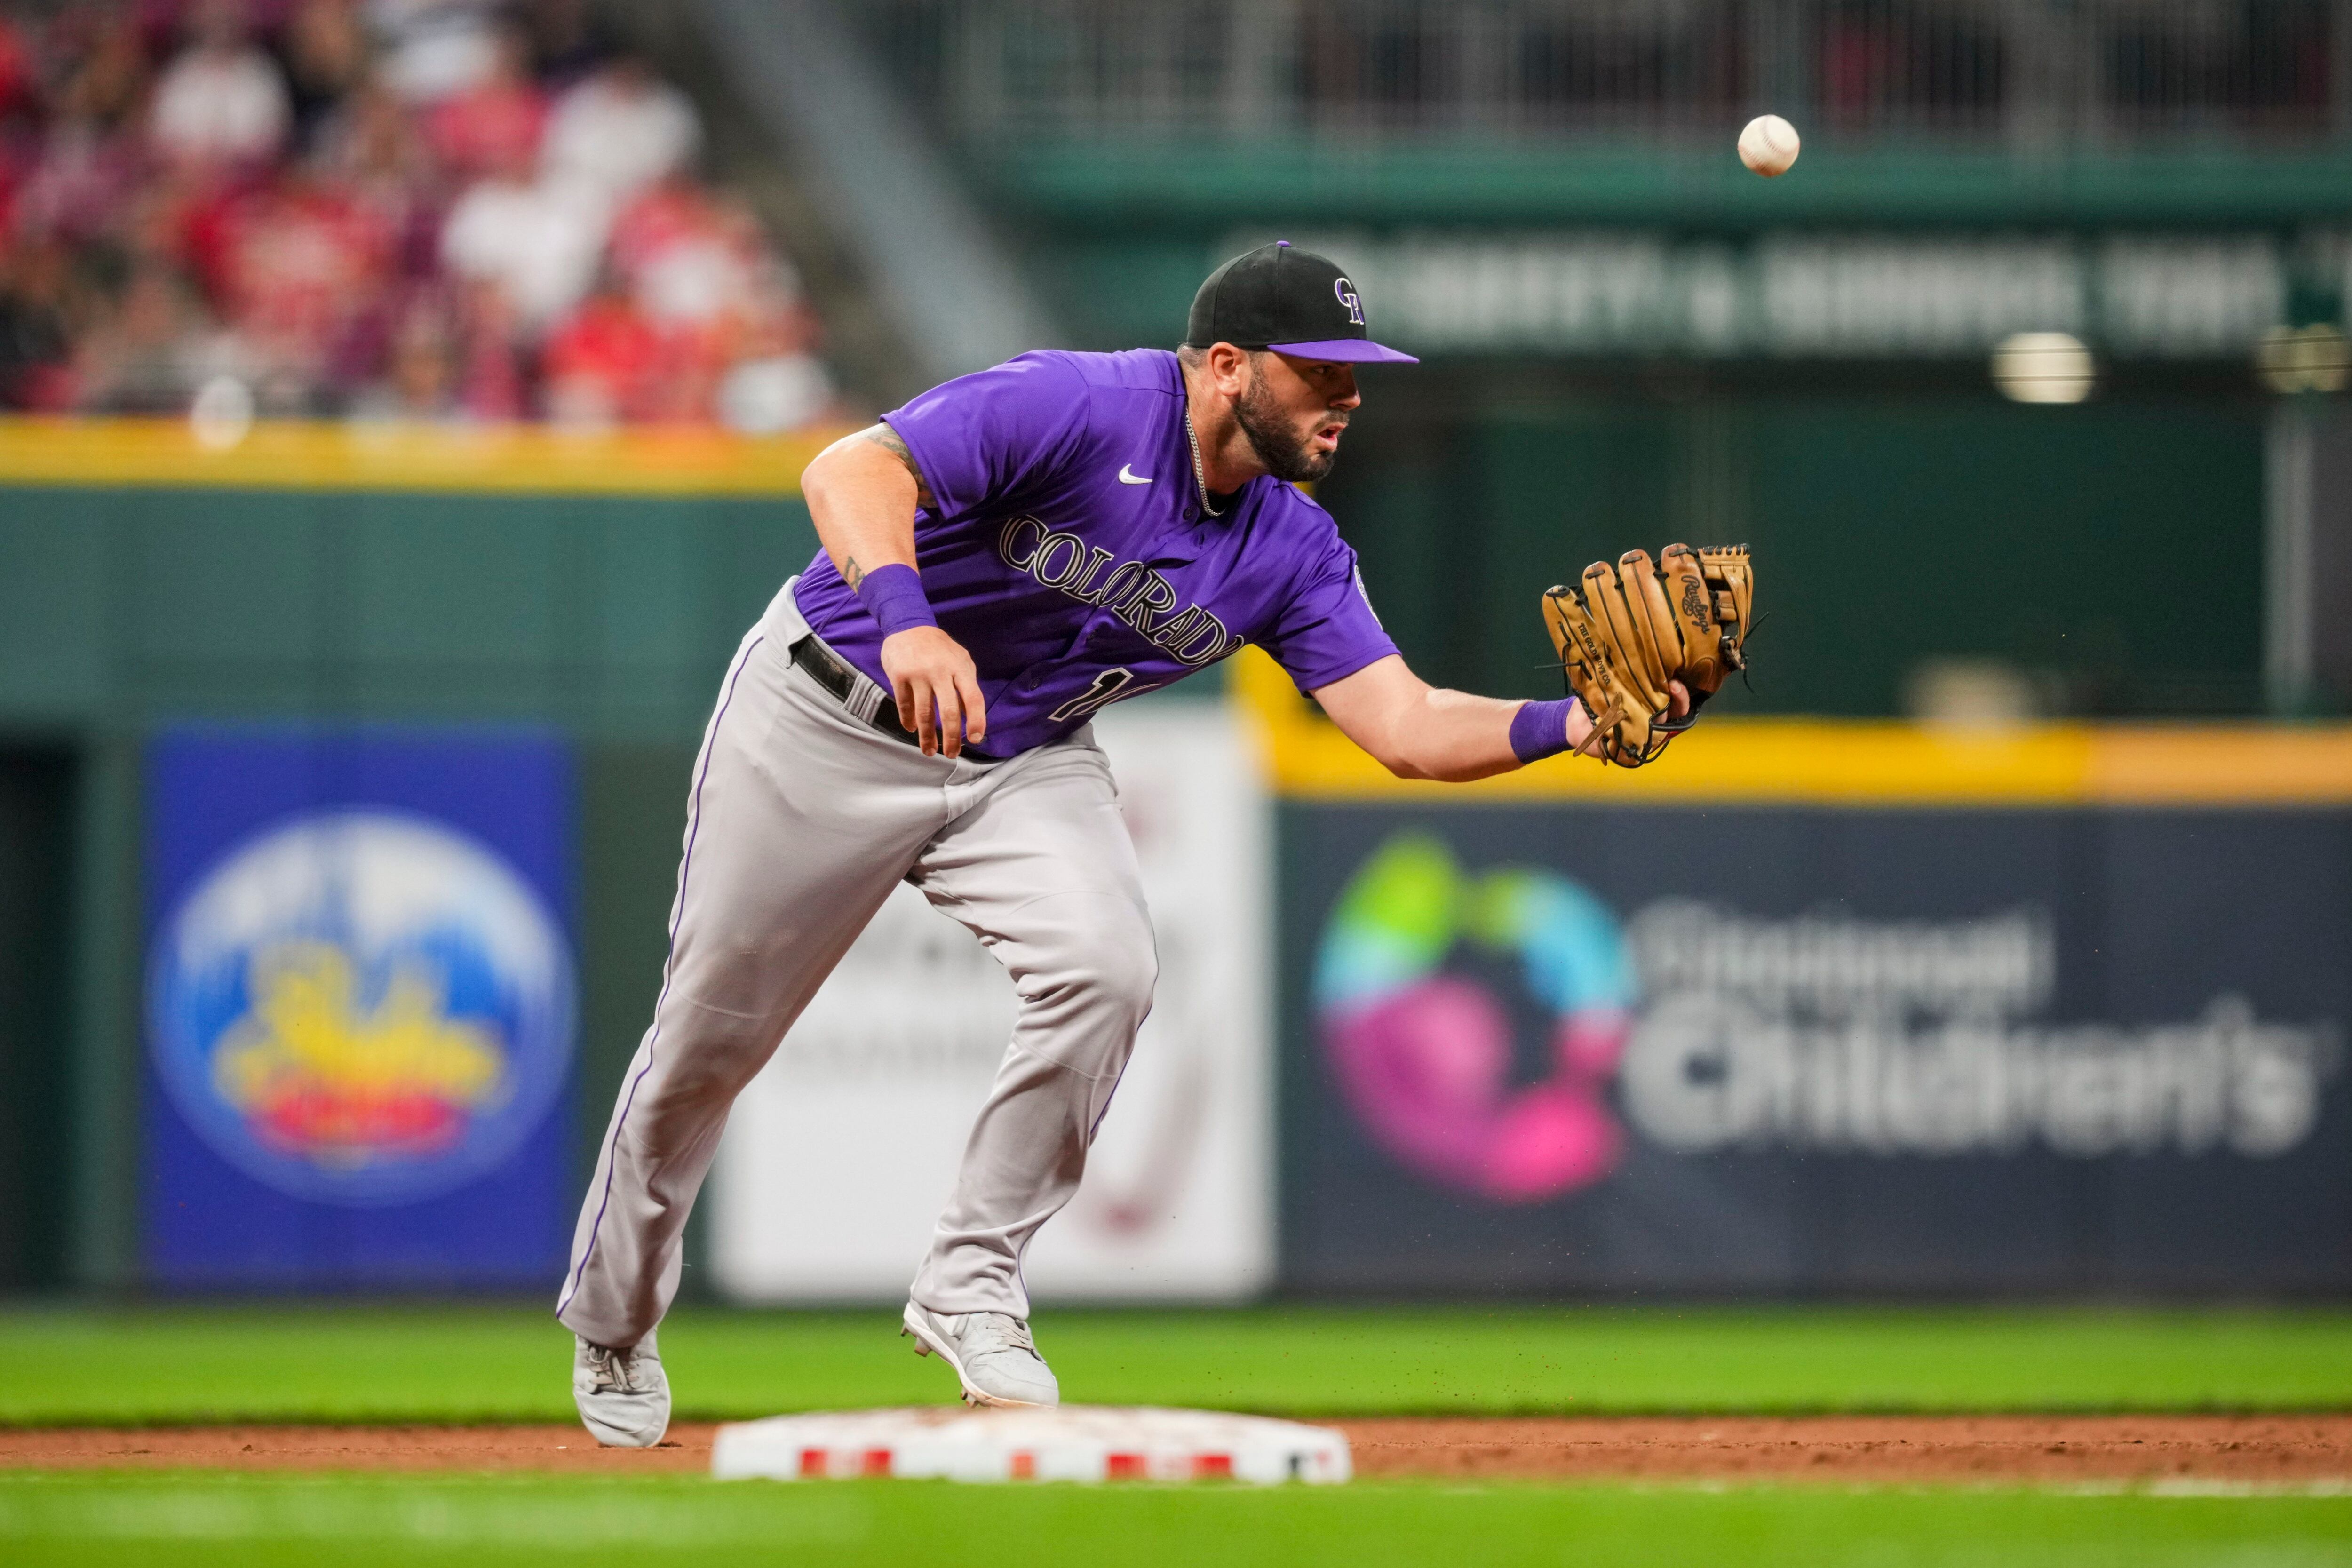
[1229,648,2352,806]
[0,417,850,496]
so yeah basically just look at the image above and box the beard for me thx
[1234,366,1339,483]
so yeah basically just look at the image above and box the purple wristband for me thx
[854,562,937,637]
[1509,698,1580,764]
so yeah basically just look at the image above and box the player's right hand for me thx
[880,626,988,758]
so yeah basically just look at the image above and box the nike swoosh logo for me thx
[1118,464,1152,485]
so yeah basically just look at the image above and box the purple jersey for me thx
[792,349,1398,756]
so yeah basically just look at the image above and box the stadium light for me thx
[1990,333,2095,404]
[2255,325,2351,395]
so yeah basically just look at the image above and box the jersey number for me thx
[1049,668,1159,723]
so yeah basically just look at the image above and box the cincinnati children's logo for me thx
[148,811,575,1205]
[1314,834,1633,1202]
[1316,832,2339,1195]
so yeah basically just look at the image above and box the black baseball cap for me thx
[1184,242,1418,365]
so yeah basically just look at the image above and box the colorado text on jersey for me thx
[996,516,1240,667]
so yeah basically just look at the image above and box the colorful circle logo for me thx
[148,810,575,1206]
[1314,834,1632,1202]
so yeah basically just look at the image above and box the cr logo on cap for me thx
[1334,276,1365,326]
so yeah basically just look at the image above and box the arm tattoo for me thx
[843,554,865,591]
[858,422,936,509]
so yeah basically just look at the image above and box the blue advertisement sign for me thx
[144,730,575,1289]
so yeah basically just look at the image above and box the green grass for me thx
[4,1304,2351,1426]
[2,1473,2348,1567]
[7,1308,2347,1565]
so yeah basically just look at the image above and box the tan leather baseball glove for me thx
[1542,544,1755,768]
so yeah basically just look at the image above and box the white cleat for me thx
[900,1302,1060,1409]
[572,1330,670,1448]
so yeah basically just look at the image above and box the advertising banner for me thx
[1283,805,2350,1295]
[1246,229,2308,359]
[144,729,576,1289]
[711,703,1271,1303]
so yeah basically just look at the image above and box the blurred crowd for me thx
[0,0,841,430]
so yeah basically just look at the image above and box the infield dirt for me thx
[3,1416,2347,1484]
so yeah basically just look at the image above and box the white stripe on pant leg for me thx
[556,632,765,1323]
[560,637,966,1345]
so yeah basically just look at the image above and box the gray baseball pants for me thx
[555,585,1154,1350]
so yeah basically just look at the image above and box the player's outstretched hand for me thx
[881,626,988,758]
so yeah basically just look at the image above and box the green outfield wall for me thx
[0,405,2292,1292]
[0,423,832,1289]
[1319,386,2269,716]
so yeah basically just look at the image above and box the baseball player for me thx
[558,242,1692,1445]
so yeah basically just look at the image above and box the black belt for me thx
[792,633,1001,760]
[790,633,922,748]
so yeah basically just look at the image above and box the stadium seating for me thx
[0,0,838,430]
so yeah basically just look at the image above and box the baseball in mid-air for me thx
[1739,114,1801,177]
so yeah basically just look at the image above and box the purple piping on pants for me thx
[556,633,766,1322]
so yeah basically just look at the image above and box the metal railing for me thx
[860,0,2347,144]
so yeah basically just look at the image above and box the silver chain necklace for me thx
[1183,411,1224,519]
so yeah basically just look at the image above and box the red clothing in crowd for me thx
[209,175,397,371]
[426,73,546,179]
[540,290,662,422]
